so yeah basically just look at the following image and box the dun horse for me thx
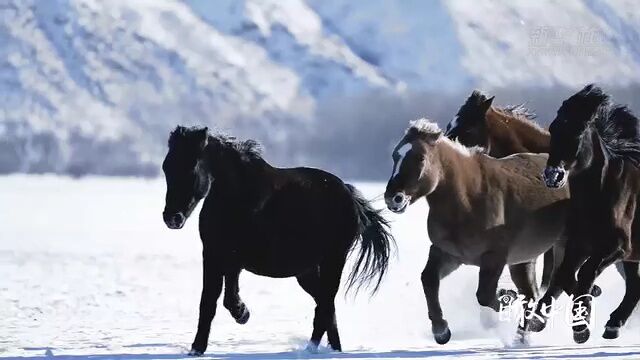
[384,119,569,344]
[162,126,394,355]
[532,85,640,343]
[445,91,557,292]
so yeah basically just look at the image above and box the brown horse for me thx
[384,119,570,344]
[444,90,549,157]
[444,91,557,292]
[533,85,640,343]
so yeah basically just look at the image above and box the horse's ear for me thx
[481,96,495,113]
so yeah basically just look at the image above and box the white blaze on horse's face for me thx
[445,115,459,136]
[391,142,412,178]
[387,141,415,213]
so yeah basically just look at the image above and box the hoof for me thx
[305,342,319,353]
[498,288,518,304]
[434,327,452,345]
[573,326,591,344]
[526,316,547,333]
[188,348,204,357]
[603,326,620,339]
[516,328,531,346]
[235,307,250,325]
[591,285,602,297]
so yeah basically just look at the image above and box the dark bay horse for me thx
[384,119,570,344]
[532,85,640,343]
[444,90,557,292]
[162,126,394,355]
[445,90,549,157]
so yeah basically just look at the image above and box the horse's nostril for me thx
[393,194,404,204]
[172,213,185,224]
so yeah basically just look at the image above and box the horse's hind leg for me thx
[421,245,461,345]
[223,268,250,324]
[603,261,640,339]
[318,255,347,351]
[297,255,346,352]
[509,262,538,338]
[476,251,507,311]
[296,267,325,349]
[540,248,555,293]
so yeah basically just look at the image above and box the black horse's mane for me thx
[211,134,264,162]
[169,126,263,162]
[593,103,640,167]
[560,84,640,167]
[569,83,611,108]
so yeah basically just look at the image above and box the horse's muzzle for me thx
[163,212,186,229]
[543,166,567,189]
[385,192,410,214]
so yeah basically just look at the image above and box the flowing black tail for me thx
[345,184,395,294]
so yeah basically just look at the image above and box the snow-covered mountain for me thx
[1,0,639,176]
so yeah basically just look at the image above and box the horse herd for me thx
[161,84,640,356]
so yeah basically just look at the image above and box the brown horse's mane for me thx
[491,104,544,132]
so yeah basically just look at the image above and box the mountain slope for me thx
[1,0,639,176]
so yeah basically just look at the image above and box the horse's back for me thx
[239,167,359,276]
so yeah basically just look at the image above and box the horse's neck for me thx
[427,142,483,215]
[209,158,275,205]
[487,109,550,154]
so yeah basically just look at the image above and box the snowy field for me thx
[1,176,640,359]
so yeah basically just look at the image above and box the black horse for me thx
[533,85,640,343]
[161,126,394,356]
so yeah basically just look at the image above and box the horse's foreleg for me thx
[604,261,640,339]
[571,248,624,344]
[509,261,538,336]
[421,245,461,345]
[528,250,589,333]
[190,257,223,356]
[223,268,250,324]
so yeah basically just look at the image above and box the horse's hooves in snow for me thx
[188,348,204,357]
[591,285,602,297]
[526,316,547,333]
[516,331,531,346]
[305,342,320,353]
[434,327,452,345]
[573,326,591,344]
[235,307,250,324]
[603,326,620,339]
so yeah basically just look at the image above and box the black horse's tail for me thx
[345,184,395,294]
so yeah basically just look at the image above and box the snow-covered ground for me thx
[1,176,640,359]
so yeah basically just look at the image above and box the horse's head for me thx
[445,90,494,148]
[162,126,213,229]
[385,119,443,213]
[544,84,609,188]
